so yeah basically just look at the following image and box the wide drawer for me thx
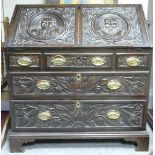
[9,72,149,99]
[10,100,146,131]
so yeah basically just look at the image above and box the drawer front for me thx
[10,72,148,99]
[11,100,146,131]
[7,53,42,70]
[45,53,113,69]
[116,53,150,70]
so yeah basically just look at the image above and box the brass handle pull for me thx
[75,101,81,108]
[38,111,52,121]
[51,55,66,66]
[17,56,32,66]
[126,57,141,67]
[91,56,106,66]
[107,79,121,90]
[107,110,121,120]
[37,80,51,90]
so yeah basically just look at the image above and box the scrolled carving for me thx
[15,102,144,128]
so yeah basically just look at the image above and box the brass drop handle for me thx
[91,56,106,66]
[107,79,121,90]
[51,55,66,66]
[37,80,51,90]
[126,57,141,67]
[38,111,52,121]
[17,56,32,66]
[107,110,121,120]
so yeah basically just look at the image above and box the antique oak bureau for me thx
[5,4,152,152]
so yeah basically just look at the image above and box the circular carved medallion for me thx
[93,13,130,41]
[28,13,65,40]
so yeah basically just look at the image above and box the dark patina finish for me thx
[5,4,152,152]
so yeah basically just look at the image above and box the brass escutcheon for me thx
[107,79,121,90]
[91,56,106,66]
[126,57,141,67]
[38,111,52,121]
[76,74,82,81]
[37,80,51,90]
[75,101,81,108]
[107,110,121,120]
[51,55,65,66]
[17,56,32,66]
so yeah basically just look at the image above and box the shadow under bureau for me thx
[5,4,152,152]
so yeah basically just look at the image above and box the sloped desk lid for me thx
[6,4,151,49]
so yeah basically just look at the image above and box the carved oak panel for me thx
[14,102,144,129]
[12,74,146,97]
[13,7,75,45]
[9,54,40,68]
[46,54,112,68]
[82,7,143,45]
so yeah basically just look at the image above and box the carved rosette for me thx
[9,55,40,67]
[15,103,143,128]
[82,7,143,45]
[47,55,112,67]
[12,75,146,96]
[13,8,75,45]
[117,55,148,68]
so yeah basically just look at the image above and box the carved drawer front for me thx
[8,53,41,70]
[116,53,150,69]
[45,53,113,69]
[11,100,145,131]
[10,72,148,99]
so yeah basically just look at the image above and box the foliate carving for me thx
[9,55,40,67]
[15,103,143,128]
[47,55,112,67]
[82,7,143,45]
[12,75,146,96]
[117,55,148,68]
[13,8,75,45]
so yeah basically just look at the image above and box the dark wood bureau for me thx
[5,4,152,152]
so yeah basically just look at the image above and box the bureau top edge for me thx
[6,4,152,48]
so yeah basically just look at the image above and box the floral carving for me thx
[15,102,143,128]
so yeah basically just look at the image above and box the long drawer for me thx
[9,72,149,100]
[10,100,146,131]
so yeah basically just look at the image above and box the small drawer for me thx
[11,100,146,131]
[7,53,42,70]
[44,53,113,70]
[116,53,150,70]
[10,72,148,100]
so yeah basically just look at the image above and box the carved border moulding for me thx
[14,103,143,128]
[82,7,143,45]
[12,75,146,96]
[13,8,75,45]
